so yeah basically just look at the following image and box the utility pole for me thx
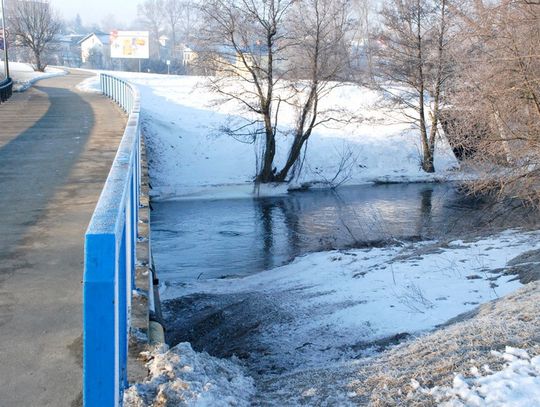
[0,0,9,78]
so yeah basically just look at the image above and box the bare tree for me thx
[376,0,452,173]
[164,0,186,59]
[100,13,123,33]
[351,0,376,82]
[9,0,61,72]
[277,0,354,181]
[199,0,354,183]
[138,0,165,58]
[447,0,540,204]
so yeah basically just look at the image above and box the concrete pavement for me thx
[0,70,126,406]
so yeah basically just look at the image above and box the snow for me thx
[161,229,540,373]
[425,347,540,406]
[76,71,459,201]
[123,343,255,407]
[76,75,102,93]
[1,62,66,91]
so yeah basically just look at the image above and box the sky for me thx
[51,0,139,26]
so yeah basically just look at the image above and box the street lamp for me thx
[1,0,9,79]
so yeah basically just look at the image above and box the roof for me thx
[78,32,110,46]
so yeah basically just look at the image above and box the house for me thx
[181,44,269,76]
[79,32,110,65]
[52,34,84,67]
[182,45,198,66]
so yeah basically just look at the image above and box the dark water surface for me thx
[151,183,538,283]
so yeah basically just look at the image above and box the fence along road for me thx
[83,73,142,406]
[0,70,126,407]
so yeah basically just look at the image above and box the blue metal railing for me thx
[0,77,13,103]
[83,73,142,406]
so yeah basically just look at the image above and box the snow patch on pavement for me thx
[424,347,540,406]
[124,343,255,407]
[76,75,102,93]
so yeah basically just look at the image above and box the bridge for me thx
[0,70,133,406]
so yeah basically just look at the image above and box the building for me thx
[79,32,110,65]
[52,34,84,67]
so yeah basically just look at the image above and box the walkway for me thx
[0,70,126,406]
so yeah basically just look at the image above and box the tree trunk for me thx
[257,113,277,183]
[35,51,44,72]
[275,133,307,182]
[255,23,278,183]
[170,26,176,59]
[416,1,433,173]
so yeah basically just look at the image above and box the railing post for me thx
[118,80,121,104]
[83,233,120,407]
[130,161,137,289]
[118,224,129,389]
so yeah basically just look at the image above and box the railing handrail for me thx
[83,73,142,407]
[0,77,13,103]
[0,77,12,87]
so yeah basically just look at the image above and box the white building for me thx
[79,32,110,64]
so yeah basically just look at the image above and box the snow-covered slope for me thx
[1,62,66,91]
[426,347,540,407]
[78,72,459,201]
[161,230,540,375]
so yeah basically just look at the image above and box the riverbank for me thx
[76,72,460,202]
[124,230,540,406]
[251,280,540,406]
[350,281,540,406]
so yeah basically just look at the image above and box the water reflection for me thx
[151,183,538,282]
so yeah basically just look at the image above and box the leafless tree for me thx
[351,0,376,83]
[446,0,540,204]
[376,0,452,173]
[100,13,123,33]
[199,0,354,183]
[137,0,165,58]
[164,0,187,59]
[8,0,61,72]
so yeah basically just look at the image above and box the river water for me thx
[151,182,537,284]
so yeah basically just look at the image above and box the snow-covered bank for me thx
[348,281,540,407]
[124,343,254,407]
[124,231,540,405]
[76,72,460,201]
[161,230,540,377]
[1,62,66,91]
[427,347,540,406]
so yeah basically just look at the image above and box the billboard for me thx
[110,31,149,59]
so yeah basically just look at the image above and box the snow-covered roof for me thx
[78,32,110,46]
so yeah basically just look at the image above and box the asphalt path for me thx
[0,70,126,407]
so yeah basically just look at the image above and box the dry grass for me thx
[348,282,540,406]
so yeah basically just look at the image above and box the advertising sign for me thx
[110,31,149,59]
